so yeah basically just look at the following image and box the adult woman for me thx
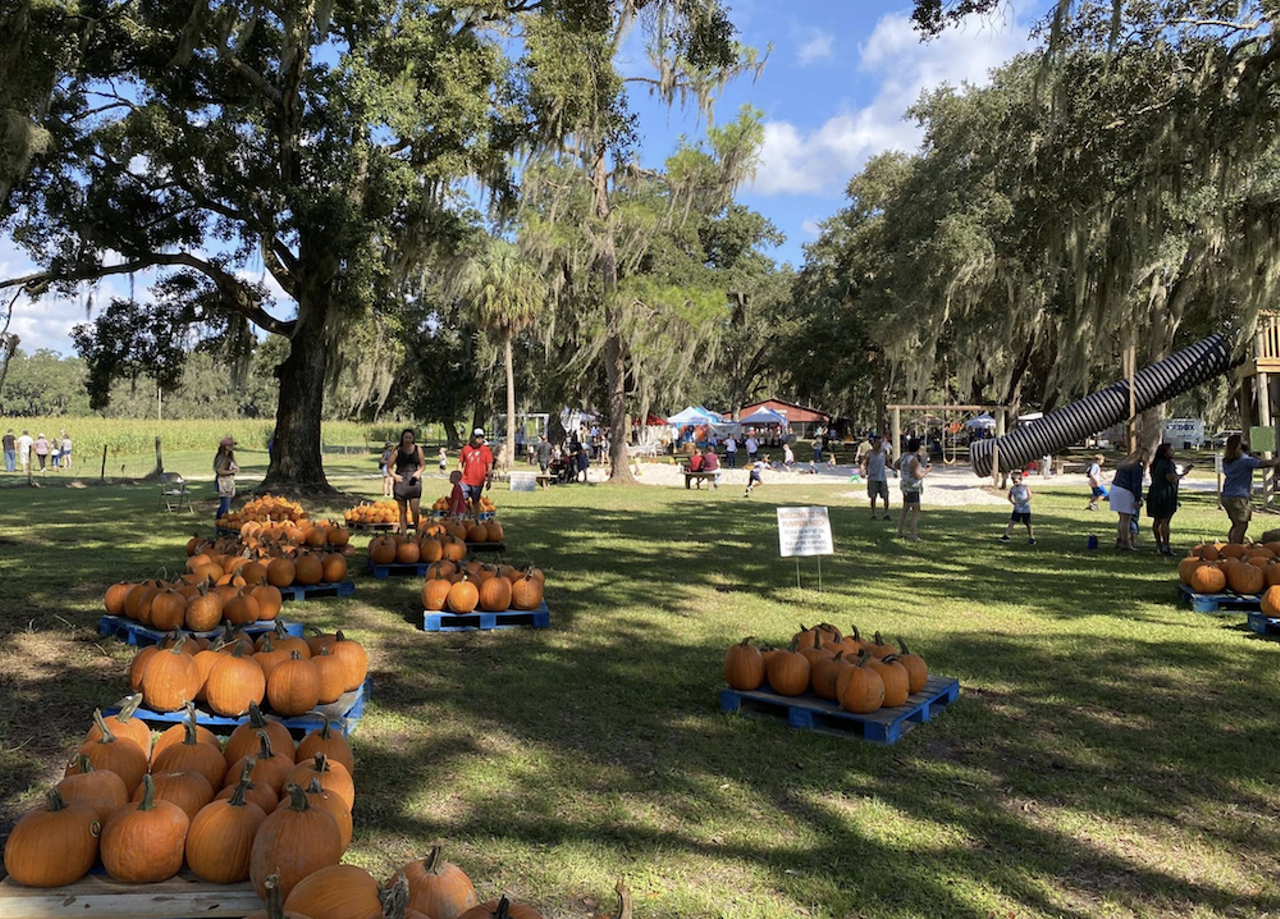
[213,437,238,518]
[391,428,425,534]
[1109,446,1149,550]
[1221,433,1277,544]
[1147,443,1191,556]
[33,433,49,471]
[896,438,931,542]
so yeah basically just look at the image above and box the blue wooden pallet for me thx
[215,525,240,537]
[1175,583,1260,614]
[465,541,506,554]
[1247,612,1280,635]
[101,677,373,737]
[421,601,550,632]
[278,580,356,601]
[719,675,961,745]
[348,521,395,532]
[365,557,433,579]
[97,615,303,647]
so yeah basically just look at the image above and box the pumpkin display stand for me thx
[720,675,961,745]
[102,677,373,737]
[0,871,261,918]
[422,600,551,632]
[97,616,304,647]
[1174,583,1262,615]
[277,580,356,601]
[365,557,437,579]
[1247,611,1280,635]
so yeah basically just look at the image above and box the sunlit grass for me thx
[1,473,1278,917]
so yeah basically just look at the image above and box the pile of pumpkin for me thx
[128,625,368,717]
[367,520,504,568]
[722,624,929,715]
[421,562,545,615]
[344,499,399,526]
[105,578,287,632]
[1179,542,1280,608]
[431,495,497,515]
[181,525,353,593]
[217,494,309,531]
[4,702,562,918]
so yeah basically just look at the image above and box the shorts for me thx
[462,482,485,502]
[1222,495,1252,525]
[748,471,762,483]
[1010,511,1031,524]
[902,491,921,505]
[1108,487,1137,516]
[1090,485,1108,498]
[867,479,889,500]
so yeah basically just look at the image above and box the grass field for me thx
[1,460,1278,919]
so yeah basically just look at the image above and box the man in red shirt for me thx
[459,427,494,511]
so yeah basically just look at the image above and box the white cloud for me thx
[796,29,834,66]
[753,7,1034,196]
[800,218,823,238]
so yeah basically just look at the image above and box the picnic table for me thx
[681,466,719,489]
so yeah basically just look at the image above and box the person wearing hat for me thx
[213,437,239,518]
[459,427,494,511]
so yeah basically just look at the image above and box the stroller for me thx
[547,454,574,484]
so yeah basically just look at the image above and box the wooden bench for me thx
[681,468,719,489]
[536,472,553,489]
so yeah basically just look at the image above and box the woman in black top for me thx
[1147,443,1191,556]
[391,428,425,534]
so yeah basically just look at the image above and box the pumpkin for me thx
[186,780,268,884]
[382,873,434,919]
[105,581,133,616]
[226,703,295,767]
[72,710,149,796]
[764,643,811,696]
[294,553,324,586]
[129,645,160,693]
[509,570,544,610]
[457,896,546,919]
[478,574,512,611]
[722,637,765,691]
[241,560,270,586]
[227,730,296,794]
[153,720,229,790]
[296,777,353,853]
[866,655,910,707]
[254,584,285,620]
[868,631,896,659]
[1219,542,1247,560]
[312,648,347,704]
[1226,561,1265,594]
[1193,543,1221,561]
[150,590,188,631]
[284,864,382,919]
[837,655,885,714]
[320,553,347,583]
[217,761,280,814]
[1265,562,1280,588]
[268,652,322,717]
[56,754,129,822]
[261,620,310,658]
[267,557,297,588]
[1188,563,1226,594]
[249,783,343,900]
[1178,555,1207,585]
[207,642,268,716]
[3,788,101,887]
[809,650,849,701]
[369,536,398,565]
[84,694,152,756]
[895,638,929,694]
[395,540,422,564]
[193,638,228,701]
[839,625,873,656]
[256,635,293,682]
[1262,585,1280,617]
[799,629,832,665]
[446,576,480,614]
[134,770,215,822]
[423,576,452,611]
[101,774,190,883]
[329,631,368,692]
[305,626,336,657]
[225,590,263,627]
[152,703,221,762]
[285,753,355,811]
[394,846,479,919]
[141,637,202,712]
[296,719,355,775]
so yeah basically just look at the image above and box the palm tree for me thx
[451,238,547,470]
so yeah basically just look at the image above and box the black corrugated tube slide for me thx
[969,333,1234,477]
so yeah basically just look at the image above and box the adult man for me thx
[745,431,759,464]
[2,429,14,473]
[724,433,738,468]
[15,430,32,474]
[534,434,553,474]
[458,428,494,510]
[860,433,892,521]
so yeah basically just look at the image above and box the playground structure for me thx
[969,333,1235,478]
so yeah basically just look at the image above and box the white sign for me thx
[776,506,834,558]
[509,471,537,492]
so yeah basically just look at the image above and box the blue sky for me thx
[3,0,1048,355]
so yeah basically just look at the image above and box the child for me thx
[447,470,467,517]
[743,455,770,497]
[380,442,395,497]
[438,447,448,474]
[1085,454,1108,511]
[1000,470,1036,545]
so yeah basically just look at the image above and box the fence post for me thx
[100,445,108,482]
[153,436,163,477]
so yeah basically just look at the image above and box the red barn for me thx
[738,399,830,438]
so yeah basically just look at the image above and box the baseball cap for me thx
[220,436,237,447]
[472,428,485,438]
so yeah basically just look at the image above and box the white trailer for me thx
[1163,418,1205,449]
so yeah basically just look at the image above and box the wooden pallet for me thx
[278,580,356,601]
[347,521,395,532]
[422,601,550,632]
[365,557,433,579]
[102,677,372,736]
[0,872,261,918]
[719,675,961,745]
[464,540,506,554]
[1175,583,1260,614]
[97,616,302,647]
[1247,612,1280,635]
[214,525,240,537]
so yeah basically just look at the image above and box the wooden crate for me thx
[0,872,261,918]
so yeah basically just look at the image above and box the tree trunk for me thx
[261,293,332,493]
[594,142,636,484]
[503,329,516,471]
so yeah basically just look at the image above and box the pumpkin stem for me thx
[116,693,144,722]
[166,634,187,654]
[873,630,886,647]
[73,752,95,773]
[787,638,799,652]
[228,779,250,807]
[832,650,845,662]
[137,773,157,811]
[812,631,822,649]
[312,751,329,772]
[307,625,327,638]
[274,619,289,639]
[289,650,302,660]
[262,873,285,919]
[897,637,911,656]
[91,709,117,744]
[257,729,276,760]
[494,895,513,919]
[248,701,268,728]
[260,634,275,653]
[737,636,756,647]
[305,777,325,795]
[44,787,70,812]
[613,879,633,919]
[851,624,862,642]
[318,717,333,739]
[284,782,309,811]
[382,872,410,919]
[422,844,443,875]
[182,718,200,746]
[231,641,251,659]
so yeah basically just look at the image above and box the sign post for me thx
[776,506,835,591]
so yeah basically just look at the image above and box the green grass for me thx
[2,465,1279,919]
